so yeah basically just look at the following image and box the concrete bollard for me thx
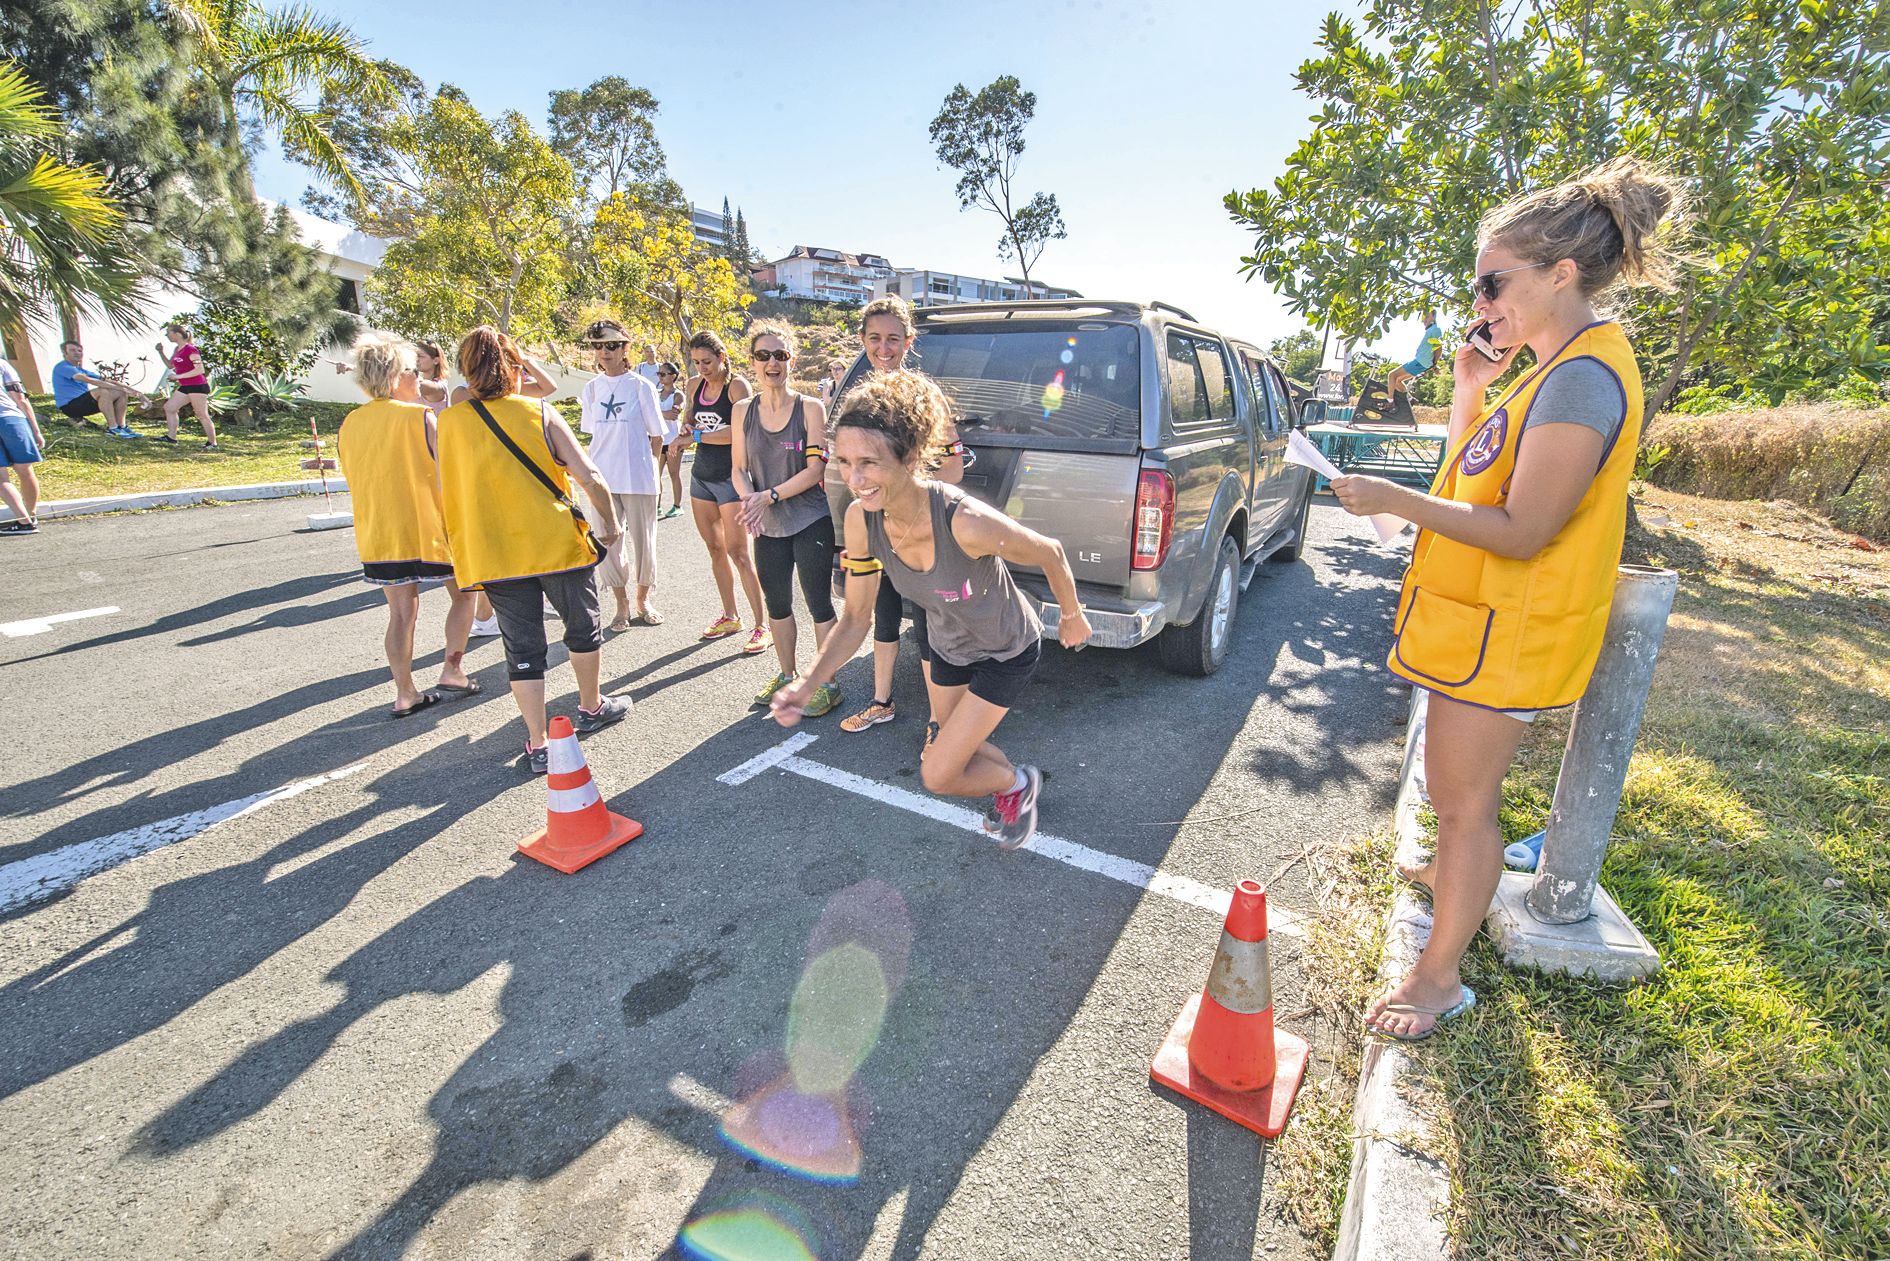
[1527,565,1679,923]
[1484,564,1677,980]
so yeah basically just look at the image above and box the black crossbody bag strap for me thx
[468,398,604,560]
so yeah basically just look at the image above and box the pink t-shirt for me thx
[170,344,207,386]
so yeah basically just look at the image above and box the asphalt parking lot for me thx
[0,494,1410,1260]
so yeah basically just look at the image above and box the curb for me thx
[1332,689,1453,1260]
[0,477,350,524]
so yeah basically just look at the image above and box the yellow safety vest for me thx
[1387,321,1643,712]
[336,398,451,567]
[436,393,597,590]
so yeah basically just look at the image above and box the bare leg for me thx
[190,393,216,444]
[665,444,685,507]
[163,392,185,438]
[509,679,547,748]
[438,579,474,689]
[1367,695,1527,1038]
[691,496,738,618]
[920,684,1017,798]
[0,468,29,522]
[474,592,494,623]
[635,581,657,618]
[608,584,631,628]
[770,614,797,676]
[14,463,38,520]
[382,585,425,711]
[716,500,766,629]
[570,649,603,711]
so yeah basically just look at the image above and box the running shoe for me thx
[990,765,1042,851]
[742,626,773,655]
[469,615,500,638]
[701,614,742,640]
[661,504,682,519]
[841,700,896,733]
[754,672,792,705]
[204,441,220,450]
[522,743,549,775]
[573,694,632,733]
[0,519,37,535]
[158,434,178,444]
[803,683,841,717]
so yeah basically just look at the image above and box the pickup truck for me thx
[827,299,1315,676]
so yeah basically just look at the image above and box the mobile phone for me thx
[1465,320,1504,363]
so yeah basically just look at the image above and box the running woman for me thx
[773,371,1091,849]
[657,360,687,517]
[730,321,842,716]
[838,296,970,735]
[682,330,768,651]
[337,332,479,717]
[158,324,218,449]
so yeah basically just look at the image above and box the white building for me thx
[874,268,1081,308]
[755,246,895,304]
[691,204,727,252]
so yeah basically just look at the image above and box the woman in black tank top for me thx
[682,330,766,649]
[774,370,1092,852]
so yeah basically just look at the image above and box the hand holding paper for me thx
[1285,430,1408,545]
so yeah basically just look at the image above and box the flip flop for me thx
[1394,859,1435,893]
[433,681,482,699]
[608,618,633,633]
[631,609,664,626]
[1367,985,1476,1042]
[391,691,441,719]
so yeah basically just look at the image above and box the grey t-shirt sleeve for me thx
[1521,356,1626,442]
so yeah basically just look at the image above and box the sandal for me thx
[608,617,633,633]
[392,691,440,718]
[631,608,664,626]
[433,681,482,699]
[1367,985,1476,1042]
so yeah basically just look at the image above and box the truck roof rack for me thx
[1148,300,1198,323]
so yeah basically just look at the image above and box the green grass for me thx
[25,392,355,500]
[1415,501,1890,1259]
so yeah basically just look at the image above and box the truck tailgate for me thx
[960,445,1139,589]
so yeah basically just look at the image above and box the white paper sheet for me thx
[1286,429,1408,545]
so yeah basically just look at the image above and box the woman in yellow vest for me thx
[338,332,478,718]
[436,326,629,775]
[1332,158,1689,1039]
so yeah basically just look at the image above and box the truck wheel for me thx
[1272,476,1314,563]
[1158,535,1240,676]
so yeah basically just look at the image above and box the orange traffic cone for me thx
[1150,878,1308,1137]
[517,716,642,873]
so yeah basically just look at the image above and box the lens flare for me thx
[1041,370,1067,415]
[679,1192,818,1261]
[718,882,911,1185]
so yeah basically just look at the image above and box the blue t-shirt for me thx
[1409,323,1444,372]
[0,360,28,422]
[51,360,87,406]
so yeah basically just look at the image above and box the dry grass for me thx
[1645,404,1890,542]
[1403,486,1889,1260]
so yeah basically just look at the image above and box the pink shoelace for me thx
[992,788,1023,825]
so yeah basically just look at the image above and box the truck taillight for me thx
[1132,469,1175,570]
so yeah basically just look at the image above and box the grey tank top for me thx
[743,393,830,538]
[863,484,1042,666]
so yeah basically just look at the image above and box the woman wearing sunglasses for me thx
[730,321,843,716]
[682,330,768,651]
[1331,157,1688,1041]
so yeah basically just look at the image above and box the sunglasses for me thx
[752,349,791,362]
[590,340,628,351]
[1475,261,1552,302]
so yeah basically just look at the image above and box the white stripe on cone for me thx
[547,733,587,775]
[547,782,603,813]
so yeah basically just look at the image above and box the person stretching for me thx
[52,341,149,437]
[773,371,1091,849]
[681,330,767,651]
[731,321,842,716]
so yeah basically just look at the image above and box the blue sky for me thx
[251,0,1427,362]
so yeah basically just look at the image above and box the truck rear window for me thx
[910,324,1140,442]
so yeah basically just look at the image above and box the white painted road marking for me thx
[0,763,369,914]
[723,735,1303,938]
[0,606,120,638]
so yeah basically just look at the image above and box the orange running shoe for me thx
[700,614,742,640]
[743,626,773,655]
[840,700,895,733]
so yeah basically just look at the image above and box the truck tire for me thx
[1272,476,1314,563]
[1158,535,1240,676]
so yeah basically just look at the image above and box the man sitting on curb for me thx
[52,341,150,438]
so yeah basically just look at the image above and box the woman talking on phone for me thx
[1331,157,1688,1040]
[772,371,1090,851]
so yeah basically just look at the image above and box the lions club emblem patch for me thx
[1462,408,1508,476]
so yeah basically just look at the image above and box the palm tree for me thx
[159,0,390,199]
[0,63,145,335]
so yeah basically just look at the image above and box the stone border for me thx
[1331,689,1454,1260]
[0,477,350,524]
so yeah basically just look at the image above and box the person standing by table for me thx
[1331,157,1688,1041]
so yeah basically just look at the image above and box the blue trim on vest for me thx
[1513,354,1629,474]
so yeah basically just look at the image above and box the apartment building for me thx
[874,268,1081,308]
[754,246,896,304]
